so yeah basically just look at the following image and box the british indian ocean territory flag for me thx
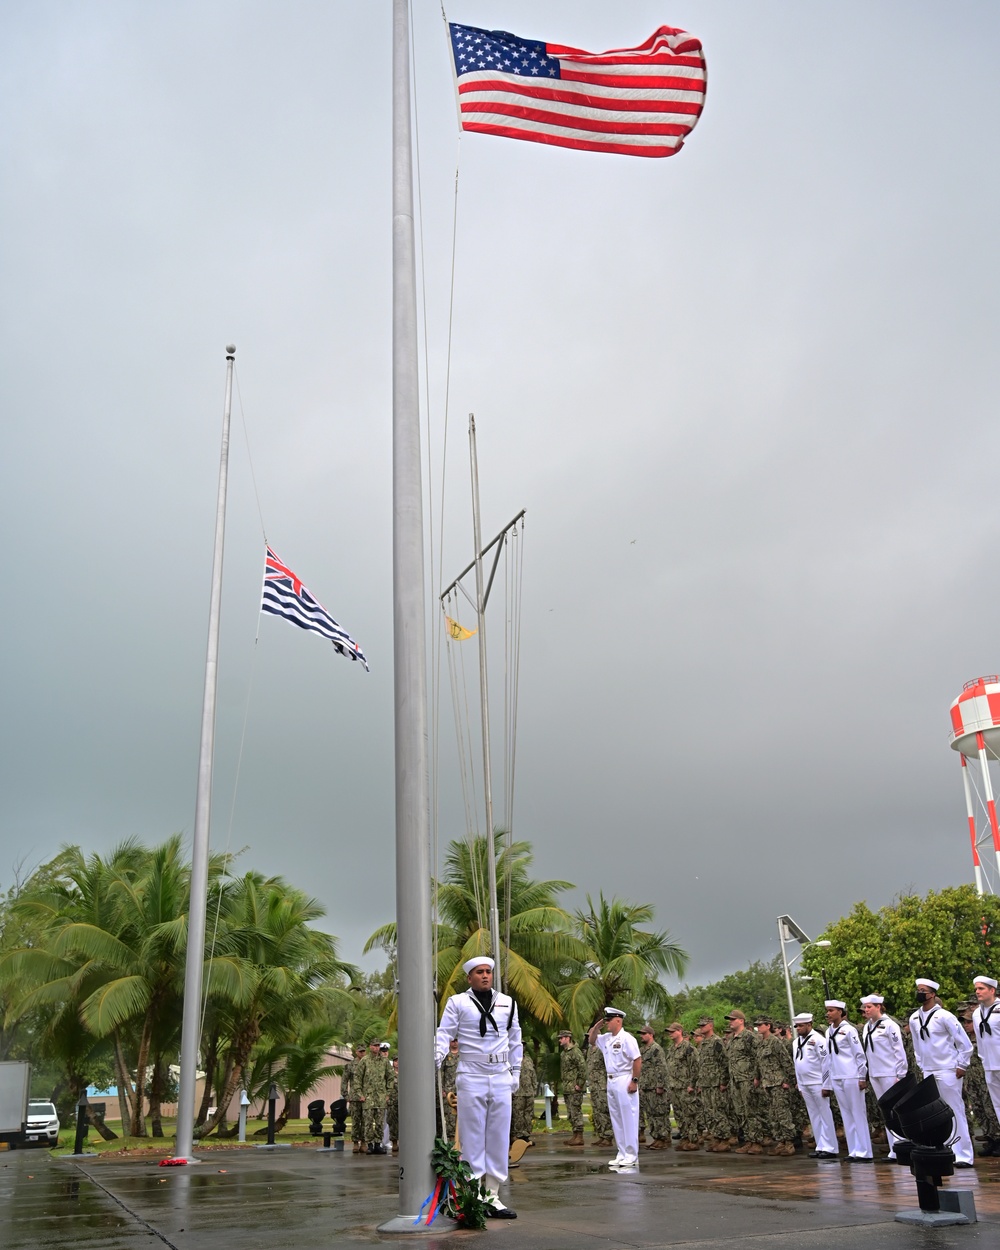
[448,23,706,158]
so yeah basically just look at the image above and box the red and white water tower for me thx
[949,675,1000,895]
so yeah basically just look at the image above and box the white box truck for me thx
[0,1062,31,1148]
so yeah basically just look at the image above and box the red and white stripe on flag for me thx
[449,24,706,159]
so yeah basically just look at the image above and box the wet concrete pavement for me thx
[3,1139,999,1249]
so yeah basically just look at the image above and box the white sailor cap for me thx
[974,975,998,988]
[860,994,884,1005]
[915,978,939,991]
[824,1000,846,1010]
[792,1013,813,1024]
[379,1042,390,1050]
[463,956,495,975]
[604,1006,626,1019]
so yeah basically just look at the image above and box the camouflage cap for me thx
[665,1021,683,1032]
[639,1022,655,1034]
[558,1030,573,1038]
[724,1009,745,1021]
[697,1015,714,1026]
[753,1015,771,1026]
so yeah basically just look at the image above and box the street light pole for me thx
[776,914,831,1022]
[778,917,796,1027]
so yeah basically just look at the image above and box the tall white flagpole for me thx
[174,343,235,1163]
[380,0,437,1229]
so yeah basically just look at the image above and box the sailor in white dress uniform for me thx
[792,1012,838,1157]
[859,994,908,1160]
[909,977,974,1166]
[435,956,521,1216]
[973,975,1000,1128]
[822,999,872,1161]
[588,1007,642,1170]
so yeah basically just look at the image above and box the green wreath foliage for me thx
[430,1137,490,1230]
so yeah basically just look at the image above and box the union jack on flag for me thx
[261,547,369,671]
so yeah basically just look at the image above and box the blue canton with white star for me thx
[450,24,561,80]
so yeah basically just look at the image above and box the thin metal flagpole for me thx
[469,414,502,985]
[379,0,436,1230]
[174,343,235,1163]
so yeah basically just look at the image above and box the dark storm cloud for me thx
[2,1,999,983]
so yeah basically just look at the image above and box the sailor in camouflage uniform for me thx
[665,1023,700,1150]
[754,1017,796,1155]
[355,1039,390,1154]
[343,1044,366,1152]
[387,1055,399,1154]
[725,1011,765,1155]
[510,1050,537,1144]
[440,1037,459,1143]
[695,1016,733,1151]
[586,1040,613,1146]
[636,1024,671,1149]
[558,1031,587,1147]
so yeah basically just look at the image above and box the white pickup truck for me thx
[24,1099,60,1147]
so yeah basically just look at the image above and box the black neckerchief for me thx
[795,1034,807,1059]
[827,1025,841,1055]
[980,1002,997,1038]
[863,1018,885,1053]
[918,1006,938,1041]
[468,987,499,1037]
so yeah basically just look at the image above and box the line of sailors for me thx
[793,975,1000,1165]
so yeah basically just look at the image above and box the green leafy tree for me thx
[801,885,1000,1018]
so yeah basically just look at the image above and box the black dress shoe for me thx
[809,1150,836,1159]
[954,1161,975,1169]
[849,1156,873,1163]
[487,1207,518,1219]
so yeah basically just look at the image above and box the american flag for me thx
[448,23,706,159]
[261,547,369,671]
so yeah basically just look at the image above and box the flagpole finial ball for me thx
[226,343,236,357]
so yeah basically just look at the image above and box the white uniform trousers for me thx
[985,1069,1000,1129]
[868,1074,903,1157]
[985,1070,1000,1130]
[606,1074,639,1164]
[455,1068,513,1184]
[799,1084,837,1155]
[831,1079,872,1159]
[926,1070,972,1165]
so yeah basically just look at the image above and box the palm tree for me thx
[246,1021,342,1119]
[1,838,236,1136]
[366,834,588,1026]
[1,840,150,1129]
[558,893,688,1034]
[195,871,357,1138]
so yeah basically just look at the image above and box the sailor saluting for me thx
[435,956,522,1218]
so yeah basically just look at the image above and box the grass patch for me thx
[50,1117,336,1158]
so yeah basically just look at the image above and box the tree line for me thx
[0,837,356,1136]
[3,831,990,1135]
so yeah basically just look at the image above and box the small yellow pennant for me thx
[446,615,477,641]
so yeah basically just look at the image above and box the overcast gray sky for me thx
[3,1,999,988]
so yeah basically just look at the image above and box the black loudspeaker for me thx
[307,1099,326,1135]
[893,1076,955,1149]
[330,1098,348,1135]
[876,1072,917,1137]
